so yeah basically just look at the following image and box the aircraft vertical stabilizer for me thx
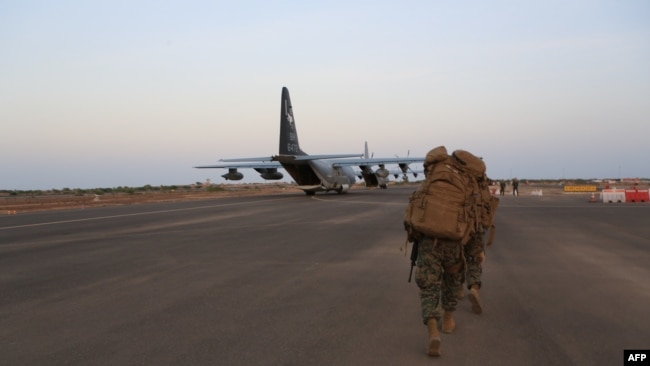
[279,87,307,156]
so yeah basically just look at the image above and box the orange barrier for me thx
[625,188,649,203]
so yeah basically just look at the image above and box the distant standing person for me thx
[499,180,506,196]
[512,177,519,196]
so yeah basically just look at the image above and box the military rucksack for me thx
[404,146,498,245]
[455,149,499,245]
[475,174,499,246]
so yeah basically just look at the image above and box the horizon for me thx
[2,176,648,193]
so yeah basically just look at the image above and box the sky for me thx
[1,1,649,190]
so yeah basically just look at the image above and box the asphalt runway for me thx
[1,187,649,365]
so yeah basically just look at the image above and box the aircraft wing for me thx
[194,153,362,181]
[331,157,425,167]
[194,160,283,181]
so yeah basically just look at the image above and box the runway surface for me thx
[1,187,649,365]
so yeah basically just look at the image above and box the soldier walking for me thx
[407,147,466,356]
[404,146,498,357]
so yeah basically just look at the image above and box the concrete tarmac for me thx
[1,187,649,365]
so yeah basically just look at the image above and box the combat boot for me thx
[426,318,441,357]
[468,285,483,314]
[442,311,455,333]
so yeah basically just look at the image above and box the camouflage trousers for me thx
[415,237,464,324]
[463,233,485,289]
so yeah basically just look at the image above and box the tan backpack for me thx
[454,149,499,245]
[404,147,497,245]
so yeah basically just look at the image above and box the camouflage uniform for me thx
[463,232,485,290]
[415,236,464,324]
[463,176,495,292]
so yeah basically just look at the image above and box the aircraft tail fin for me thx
[279,87,307,156]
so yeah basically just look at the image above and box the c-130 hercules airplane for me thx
[195,87,424,195]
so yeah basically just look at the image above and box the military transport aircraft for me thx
[195,87,424,195]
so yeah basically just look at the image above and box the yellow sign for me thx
[563,185,597,192]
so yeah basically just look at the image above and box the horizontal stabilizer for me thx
[194,162,281,169]
[293,154,363,161]
[219,157,275,162]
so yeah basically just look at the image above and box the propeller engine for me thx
[375,164,390,178]
[255,167,283,180]
[221,168,244,181]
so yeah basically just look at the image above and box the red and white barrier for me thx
[602,188,650,203]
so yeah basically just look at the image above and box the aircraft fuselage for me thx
[276,157,357,193]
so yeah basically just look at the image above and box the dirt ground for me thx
[1,183,295,214]
[0,182,612,215]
